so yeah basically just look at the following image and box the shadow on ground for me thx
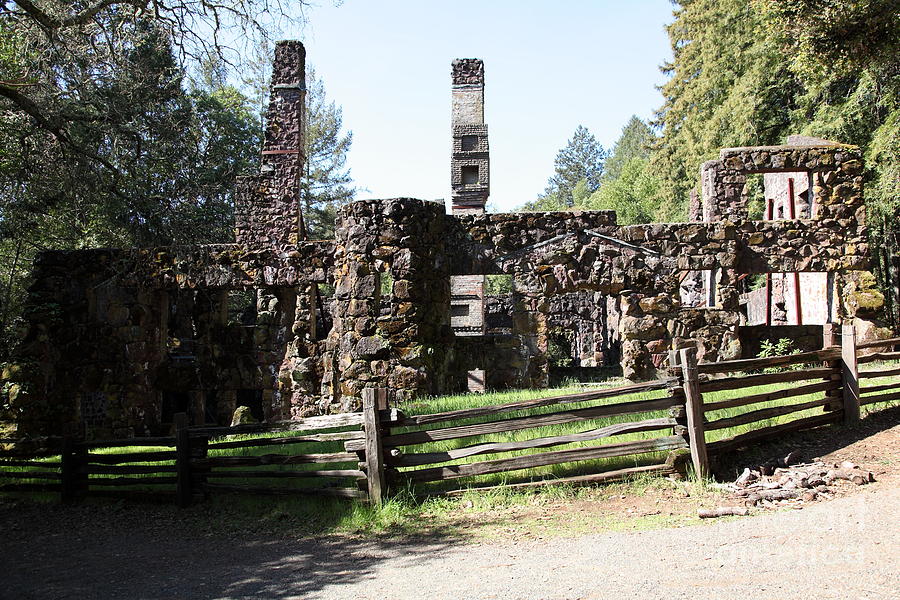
[711,404,900,478]
[0,497,478,600]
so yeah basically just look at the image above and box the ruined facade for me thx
[2,43,875,439]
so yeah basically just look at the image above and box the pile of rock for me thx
[727,454,875,507]
[699,453,875,518]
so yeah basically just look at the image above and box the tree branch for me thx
[13,0,147,29]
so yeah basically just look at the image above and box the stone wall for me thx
[1,45,878,438]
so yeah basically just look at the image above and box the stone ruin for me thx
[2,41,877,438]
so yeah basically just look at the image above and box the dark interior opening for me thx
[462,165,479,185]
[162,391,191,424]
[203,390,219,425]
[237,389,264,422]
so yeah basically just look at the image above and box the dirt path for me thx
[1,482,896,600]
[3,412,898,600]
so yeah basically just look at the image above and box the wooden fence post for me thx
[679,347,709,479]
[822,323,837,348]
[174,412,193,508]
[841,323,860,424]
[60,435,77,504]
[362,388,386,506]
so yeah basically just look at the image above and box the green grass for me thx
[2,362,898,537]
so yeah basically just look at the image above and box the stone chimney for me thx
[450,58,490,215]
[236,40,307,248]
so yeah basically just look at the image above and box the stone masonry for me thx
[1,45,874,438]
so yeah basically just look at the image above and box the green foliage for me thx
[757,338,796,359]
[302,68,355,239]
[654,0,899,322]
[602,116,656,182]
[546,331,573,368]
[757,338,800,373]
[485,274,513,296]
[379,271,394,297]
[653,0,798,220]
[583,158,661,225]
[524,125,606,210]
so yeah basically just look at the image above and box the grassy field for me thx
[1,359,898,536]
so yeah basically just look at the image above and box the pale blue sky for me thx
[290,0,675,211]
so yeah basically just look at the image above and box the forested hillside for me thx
[538,0,897,323]
[652,0,899,323]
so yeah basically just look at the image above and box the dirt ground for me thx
[2,406,898,600]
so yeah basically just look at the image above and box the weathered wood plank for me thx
[856,336,900,350]
[702,381,839,413]
[84,489,175,501]
[86,464,178,475]
[403,436,687,483]
[705,397,832,431]
[77,437,177,449]
[859,366,900,379]
[680,348,709,478]
[188,413,364,436]
[86,476,177,486]
[0,482,62,493]
[859,390,900,406]
[699,367,836,393]
[707,412,841,455]
[696,348,841,375]
[857,351,900,364]
[0,460,61,468]
[0,470,61,480]
[860,381,900,395]
[363,389,386,506]
[0,447,61,458]
[193,452,358,468]
[842,323,860,425]
[384,397,679,447]
[205,469,365,479]
[398,379,675,426]
[438,463,675,495]
[202,431,363,450]
[199,482,367,499]
[175,412,192,508]
[85,450,178,464]
[387,418,678,467]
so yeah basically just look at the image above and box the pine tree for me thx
[302,68,354,239]
[602,116,656,182]
[524,125,606,210]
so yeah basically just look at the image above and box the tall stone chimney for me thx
[236,40,307,248]
[450,58,489,215]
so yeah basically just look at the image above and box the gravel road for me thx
[3,480,897,600]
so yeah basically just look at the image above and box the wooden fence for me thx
[2,326,900,505]
[353,381,689,497]
[669,325,900,478]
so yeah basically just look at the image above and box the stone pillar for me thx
[450,58,489,214]
[326,199,451,409]
[235,40,307,249]
[449,59,490,390]
[511,273,549,388]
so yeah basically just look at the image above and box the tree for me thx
[651,0,899,322]
[581,116,661,224]
[584,158,660,225]
[0,23,263,358]
[0,0,304,176]
[302,68,354,239]
[601,116,656,182]
[523,125,606,210]
[652,0,796,220]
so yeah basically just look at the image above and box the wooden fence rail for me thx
[3,326,900,506]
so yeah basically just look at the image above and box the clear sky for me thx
[289,0,675,212]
